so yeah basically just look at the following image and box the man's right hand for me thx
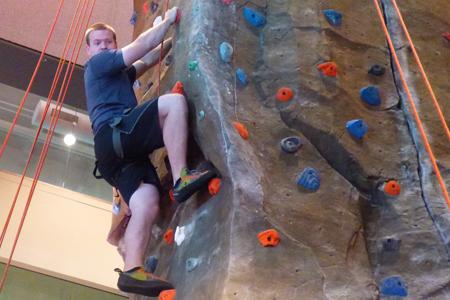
[165,7,179,24]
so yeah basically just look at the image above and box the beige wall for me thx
[0,0,133,65]
[0,171,122,294]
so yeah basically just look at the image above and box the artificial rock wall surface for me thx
[131,0,449,299]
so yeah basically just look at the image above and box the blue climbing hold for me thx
[360,86,381,106]
[323,9,342,26]
[198,110,205,120]
[186,257,200,272]
[130,11,137,26]
[144,256,158,273]
[346,119,368,139]
[280,136,302,153]
[236,68,248,86]
[243,7,266,28]
[219,42,233,63]
[297,167,320,192]
[380,276,408,297]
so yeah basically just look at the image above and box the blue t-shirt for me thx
[84,50,137,135]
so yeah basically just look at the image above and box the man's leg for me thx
[123,183,159,270]
[158,93,188,183]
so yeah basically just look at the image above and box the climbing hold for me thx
[143,1,150,15]
[174,226,186,246]
[346,119,368,139]
[133,79,141,90]
[163,229,174,245]
[186,257,200,272]
[188,60,199,71]
[165,54,173,66]
[159,289,176,300]
[168,189,175,203]
[317,62,337,77]
[130,11,137,26]
[233,121,249,140]
[257,229,280,247]
[243,7,267,28]
[151,1,158,13]
[296,167,320,192]
[383,180,401,196]
[382,237,401,252]
[323,9,342,26]
[198,110,205,121]
[368,64,386,76]
[208,178,221,196]
[380,276,408,297]
[443,32,450,42]
[144,256,158,273]
[174,9,182,24]
[219,42,234,63]
[236,68,249,86]
[171,81,184,95]
[276,87,294,102]
[280,136,302,153]
[222,0,233,5]
[360,86,381,106]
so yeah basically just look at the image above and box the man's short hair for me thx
[85,22,117,45]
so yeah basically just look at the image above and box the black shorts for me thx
[93,98,164,205]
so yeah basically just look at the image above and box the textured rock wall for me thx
[131,0,449,299]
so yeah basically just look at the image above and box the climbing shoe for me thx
[173,166,216,203]
[116,267,173,297]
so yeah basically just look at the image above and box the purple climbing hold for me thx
[243,7,266,28]
[219,42,233,63]
[368,64,386,76]
[151,1,158,13]
[297,167,320,192]
[346,119,368,139]
[323,9,342,26]
[280,136,302,153]
[130,11,137,26]
[360,86,381,106]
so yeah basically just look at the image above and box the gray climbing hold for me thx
[198,110,205,120]
[219,42,233,63]
[186,257,200,272]
[280,136,302,153]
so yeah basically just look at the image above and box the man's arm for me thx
[122,7,178,67]
[132,38,172,78]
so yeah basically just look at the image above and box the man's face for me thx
[86,29,117,58]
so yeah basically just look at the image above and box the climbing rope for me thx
[372,0,450,209]
[389,0,450,142]
[0,0,96,292]
[0,0,65,159]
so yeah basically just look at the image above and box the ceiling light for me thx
[64,133,76,146]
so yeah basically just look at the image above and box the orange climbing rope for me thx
[389,0,450,142]
[372,0,450,209]
[0,0,96,292]
[0,0,65,159]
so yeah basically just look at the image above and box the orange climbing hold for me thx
[384,180,401,196]
[317,61,338,77]
[257,229,280,247]
[276,87,294,102]
[159,289,176,300]
[208,178,221,196]
[233,121,249,140]
[164,229,174,245]
[171,81,184,95]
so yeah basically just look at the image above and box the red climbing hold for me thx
[276,87,294,102]
[233,121,249,140]
[317,62,338,77]
[143,1,150,15]
[222,0,233,5]
[171,81,184,95]
[258,229,280,247]
[164,229,174,245]
[208,178,221,196]
[159,289,176,300]
[169,188,175,203]
[442,32,450,42]
[175,8,182,24]
[384,180,401,196]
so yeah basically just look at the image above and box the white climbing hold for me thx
[174,226,186,246]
